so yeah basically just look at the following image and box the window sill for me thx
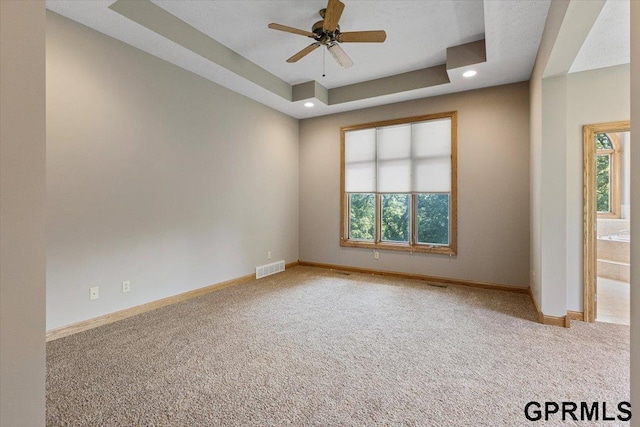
[340,239,457,255]
[597,212,621,219]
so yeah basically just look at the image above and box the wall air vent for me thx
[255,260,285,279]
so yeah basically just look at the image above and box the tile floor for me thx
[596,277,630,325]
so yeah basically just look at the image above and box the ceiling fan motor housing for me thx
[312,20,340,44]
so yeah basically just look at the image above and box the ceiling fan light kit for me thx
[327,43,353,69]
[268,0,387,69]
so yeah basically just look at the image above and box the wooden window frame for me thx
[340,111,458,255]
[595,133,622,219]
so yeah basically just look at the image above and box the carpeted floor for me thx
[47,266,630,426]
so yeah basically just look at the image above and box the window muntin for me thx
[341,112,457,255]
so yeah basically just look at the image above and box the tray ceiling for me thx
[47,0,552,119]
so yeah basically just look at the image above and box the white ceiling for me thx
[570,0,630,74]
[46,0,552,119]
[155,0,485,89]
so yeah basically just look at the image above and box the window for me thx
[595,133,621,218]
[341,112,457,254]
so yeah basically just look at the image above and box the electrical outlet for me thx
[122,280,130,293]
[90,286,99,300]
[267,251,272,260]
[374,251,379,260]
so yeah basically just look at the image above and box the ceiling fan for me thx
[268,0,387,69]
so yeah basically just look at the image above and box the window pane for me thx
[381,194,409,242]
[417,194,449,245]
[596,154,611,212]
[595,133,613,150]
[349,193,375,241]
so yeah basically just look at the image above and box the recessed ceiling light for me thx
[304,102,314,108]
[463,70,477,78]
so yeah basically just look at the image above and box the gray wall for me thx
[565,64,630,312]
[299,82,530,287]
[46,12,299,331]
[528,0,571,312]
[528,0,626,318]
[630,0,639,421]
[539,74,568,316]
[0,0,47,425]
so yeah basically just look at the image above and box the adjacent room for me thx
[1,0,638,425]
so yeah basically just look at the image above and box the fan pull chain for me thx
[322,47,326,77]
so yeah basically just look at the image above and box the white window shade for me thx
[344,117,452,193]
[412,118,451,192]
[412,119,451,157]
[413,158,451,192]
[345,128,376,192]
[377,125,411,192]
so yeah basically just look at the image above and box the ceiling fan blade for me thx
[268,23,315,38]
[327,43,353,68]
[287,43,321,63]
[337,30,387,43]
[323,0,345,33]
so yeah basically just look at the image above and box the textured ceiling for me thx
[46,0,552,119]
[155,1,485,89]
[570,0,630,74]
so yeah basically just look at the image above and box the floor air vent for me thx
[256,260,285,279]
[427,282,448,288]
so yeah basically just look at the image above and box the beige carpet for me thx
[47,266,630,426]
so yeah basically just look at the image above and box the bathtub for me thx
[598,234,630,243]
[596,231,630,282]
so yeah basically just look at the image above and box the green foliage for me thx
[596,154,610,212]
[595,133,613,150]
[595,133,613,213]
[348,192,450,245]
[417,194,449,245]
[381,194,409,242]
[349,193,375,240]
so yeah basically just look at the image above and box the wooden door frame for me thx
[583,120,630,322]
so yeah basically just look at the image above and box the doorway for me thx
[583,121,631,324]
